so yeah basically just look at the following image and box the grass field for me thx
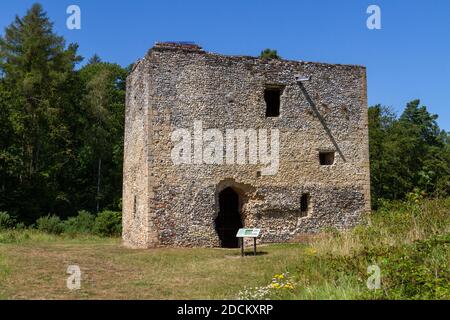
[0,198,449,300]
[0,235,310,299]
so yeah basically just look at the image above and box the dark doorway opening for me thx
[215,187,243,248]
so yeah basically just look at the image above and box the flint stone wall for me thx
[123,43,371,248]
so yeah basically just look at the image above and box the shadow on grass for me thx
[224,251,269,259]
[240,251,269,257]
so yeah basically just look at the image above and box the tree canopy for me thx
[368,101,450,208]
[0,4,127,222]
[260,49,281,60]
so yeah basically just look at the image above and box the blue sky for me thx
[1,0,449,130]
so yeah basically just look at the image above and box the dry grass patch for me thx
[0,240,306,299]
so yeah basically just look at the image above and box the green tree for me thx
[76,61,127,213]
[0,3,82,222]
[0,4,128,222]
[260,49,280,60]
[368,105,397,207]
[397,100,449,196]
[368,100,450,208]
[88,54,102,65]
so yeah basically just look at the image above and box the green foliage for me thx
[36,215,64,235]
[2,209,121,237]
[354,232,450,300]
[286,198,450,300]
[0,228,110,244]
[15,222,26,230]
[377,235,450,299]
[76,60,127,213]
[260,48,280,60]
[93,210,122,236]
[63,210,95,235]
[368,101,450,208]
[0,229,31,243]
[0,4,127,222]
[0,212,16,229]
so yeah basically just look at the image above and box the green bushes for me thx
[1,210,121,237]
[0,212,16,230]
[356,233,450,300]
[389,235,449,299]
[93,210,122,236]
[61,210,121,236]
[36,215,65,235]
[291,197,450,300]
[64,210,95,235]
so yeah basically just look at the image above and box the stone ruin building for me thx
[122,42,371,249]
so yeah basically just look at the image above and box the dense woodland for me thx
[0,4,449,224]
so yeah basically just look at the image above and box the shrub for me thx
[0,212,16,230]
[93,210,122,236]
[64,210,95,235]
[260,48,280,60]
[36,215,64,235]
[301,198,450,300]
[361,233,450,300]
[15,222,26,230]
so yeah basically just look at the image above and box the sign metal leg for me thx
[237,229,261,258]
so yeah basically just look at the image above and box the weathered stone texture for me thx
[123,43,371,248]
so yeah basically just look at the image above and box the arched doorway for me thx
[215,187,243,248]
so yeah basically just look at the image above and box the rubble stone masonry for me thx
[123,43,371,248]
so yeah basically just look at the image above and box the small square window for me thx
[264,88,281,117]
[319,151,335,165]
